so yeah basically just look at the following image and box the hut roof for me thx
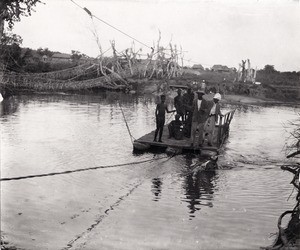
[211,65,230,71]
[192,64,204,70]
[52,53,71,59]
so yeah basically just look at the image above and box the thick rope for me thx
[119,102,136,143]
[70,0,151,49]
[69,0,214,67]
[0,156,169,182]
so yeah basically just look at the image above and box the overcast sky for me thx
[13,0,300,71]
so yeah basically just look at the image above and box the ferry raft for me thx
[133,109,235,155]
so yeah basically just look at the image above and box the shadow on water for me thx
[151,177,163,202]
[182,155,218,219]
[0,97,20,118]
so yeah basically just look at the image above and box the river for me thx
[1,92,299,250]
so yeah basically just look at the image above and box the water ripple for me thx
[1,94,299,250]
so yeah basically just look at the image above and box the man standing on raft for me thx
[190,90,210,148]
[154,94,176,143]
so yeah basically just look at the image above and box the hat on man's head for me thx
[213,93,221,100]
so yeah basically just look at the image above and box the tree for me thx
[0,31,23,45]
[1,43,23,71]
[71,50,83,61]
[0,0,42,39]
[0,30,24,71]
[71,50,89,61]
[37,47,53,57]
[263,64,277,74]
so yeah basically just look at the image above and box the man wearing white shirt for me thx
[206,93,223,146]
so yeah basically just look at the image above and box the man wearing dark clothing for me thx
[154,95,176,142]
[191,90,210,147]
[168,114,184,140]
[182,86,195,137]
[174,88,185,121]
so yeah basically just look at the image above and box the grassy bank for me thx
[129,67,300,103]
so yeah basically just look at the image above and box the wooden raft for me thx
[134,110,236,154]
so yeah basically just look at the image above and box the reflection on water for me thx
[0,97,19,117]
[182,156,217,218]
[1,93,300,250]
[151,177,163,202]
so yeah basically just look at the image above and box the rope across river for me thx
[0,156,171,182]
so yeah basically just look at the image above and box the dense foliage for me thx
[0,36,79,73]
[0,31,24,71]
[256,66,300,100]
[0,0,42,29]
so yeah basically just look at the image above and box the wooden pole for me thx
[217,116,223,147]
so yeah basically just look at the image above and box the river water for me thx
[1,93,299,250]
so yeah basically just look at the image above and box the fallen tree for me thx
[1,33,184,92]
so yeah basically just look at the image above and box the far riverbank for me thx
[139,80,289,105]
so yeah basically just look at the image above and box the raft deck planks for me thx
[134,125,218,152]
[134,110,236,153]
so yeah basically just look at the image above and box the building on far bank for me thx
[192,64,204,71]
[211,65,230,72]
[51,53,72,63]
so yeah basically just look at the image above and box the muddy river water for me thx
[1,93,299,250]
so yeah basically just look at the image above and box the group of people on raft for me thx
[153,83,223,148]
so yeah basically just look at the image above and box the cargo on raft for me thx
[133,110,235,155]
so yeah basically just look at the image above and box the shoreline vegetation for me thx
[1,63,299,105]
[1,73,298,106]
[1,42,299,104]
[1,65,299,104]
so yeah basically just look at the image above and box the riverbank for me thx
[1,75,297,106]
[138,79,284,105]
[221,94,282,105]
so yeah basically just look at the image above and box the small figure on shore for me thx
[154,95,176,143]
[174,88,185,121]
[168,114,184,140]
[205,93,223,146]
[191,90,210,148]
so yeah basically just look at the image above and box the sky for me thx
[12,0,300,71]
